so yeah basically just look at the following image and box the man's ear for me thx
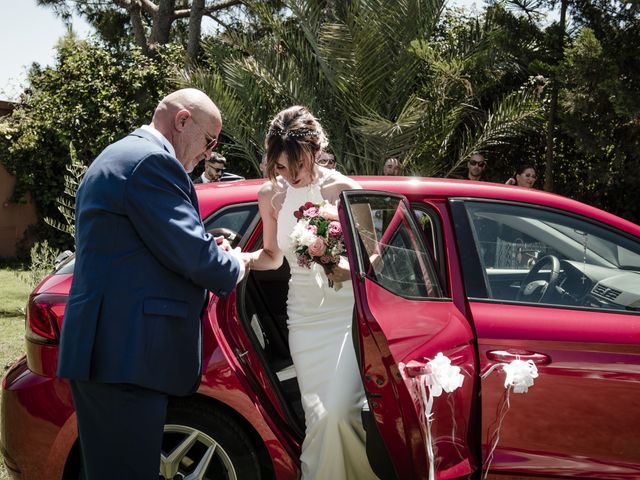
[175,109,190,131]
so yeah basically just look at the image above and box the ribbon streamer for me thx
[401,353,464,480]
[481,358,539,478]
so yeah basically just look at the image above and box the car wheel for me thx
[161,401,262,480]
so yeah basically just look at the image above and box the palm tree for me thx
[181,0,543,176]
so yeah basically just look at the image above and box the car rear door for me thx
[339,190,480,480]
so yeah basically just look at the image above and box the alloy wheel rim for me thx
[160,424,237,480]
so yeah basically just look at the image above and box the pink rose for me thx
[318,203,339,221]
[328,221,342,237]
[304,207,319,218]
[307,237,326,257]
[306,224,318,234]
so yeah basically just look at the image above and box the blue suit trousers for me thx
[70,380,168,480]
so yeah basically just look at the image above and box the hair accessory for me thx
[267,128,320,138]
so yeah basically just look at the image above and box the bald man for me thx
[58,88,251,479]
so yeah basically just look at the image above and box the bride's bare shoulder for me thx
[258,177,287,209]
[259,177,285,196]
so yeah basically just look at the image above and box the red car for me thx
[3,177,640,480]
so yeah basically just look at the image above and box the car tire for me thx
[161,400,262,480]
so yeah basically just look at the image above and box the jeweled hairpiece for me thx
[267,128,320,138]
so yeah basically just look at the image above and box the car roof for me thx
[194,176,640,237]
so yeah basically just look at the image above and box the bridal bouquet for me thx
[290,201,345,287]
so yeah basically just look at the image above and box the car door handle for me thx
[486,349,551,365]
[403,362,428,378]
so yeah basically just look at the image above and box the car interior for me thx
[238,257,306,431]
[464,201,640,311]
[205,205,307,432]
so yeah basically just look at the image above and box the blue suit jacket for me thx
[57,128,240,396]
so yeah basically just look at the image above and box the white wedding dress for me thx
[276,168,378,480]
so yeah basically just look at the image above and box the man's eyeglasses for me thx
[469,160,486,167]
[190,117,218,151]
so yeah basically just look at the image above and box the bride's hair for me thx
[264,106,328,183]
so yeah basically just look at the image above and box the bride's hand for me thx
[326,256,351,283]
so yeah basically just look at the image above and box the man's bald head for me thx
[150,88,222,173]
[153,89,220,127]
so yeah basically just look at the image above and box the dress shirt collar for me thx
[141,124,176,158]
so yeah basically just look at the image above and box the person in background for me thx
[57,88,251,480]
[194,152,244,183]
[259,153,269,178]
[465,153,487,181]
[316,151,337,169]
[383,157,402,175]
[506,163,537,188]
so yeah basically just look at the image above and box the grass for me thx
[0,267,32,480]
[0,268,30,373]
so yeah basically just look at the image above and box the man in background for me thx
[194,152,244,183]
[464,153,487,181]
[383,157,402,175]
[317,151,337,169]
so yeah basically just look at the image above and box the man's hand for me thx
[215,235,232,251]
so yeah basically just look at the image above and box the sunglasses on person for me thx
[317,158,336,166]
[468,160,486,167]
[190,117,218,151]
[205,162,225,174]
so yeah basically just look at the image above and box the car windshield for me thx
[551,222,640,270]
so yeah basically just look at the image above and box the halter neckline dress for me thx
[276,168,378,479]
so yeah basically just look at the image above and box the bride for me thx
[246,105,378,479]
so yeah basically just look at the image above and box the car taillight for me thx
[25,294,67,344]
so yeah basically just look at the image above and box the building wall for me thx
[0,164,38,258]
[0,100,15,116]
[0,100,39,258]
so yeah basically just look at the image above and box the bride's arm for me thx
[246,182,284,271]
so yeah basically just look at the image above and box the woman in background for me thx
[506,164,537,188]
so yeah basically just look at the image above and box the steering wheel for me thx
[516,254,560,303]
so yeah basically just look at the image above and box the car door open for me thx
[339,190,480,480]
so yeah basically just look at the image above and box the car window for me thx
[412,205,448,295]
[460,200,640,313]
[349,194,442,299]
[203,202,260,248]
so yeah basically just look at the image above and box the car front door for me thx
[451,198,640,479]
[339,190,480,480]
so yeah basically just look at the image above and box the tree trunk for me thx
[188,0,205,60]
[544,0,568,192]
[149,0,176,49]
[128,1,149,55]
